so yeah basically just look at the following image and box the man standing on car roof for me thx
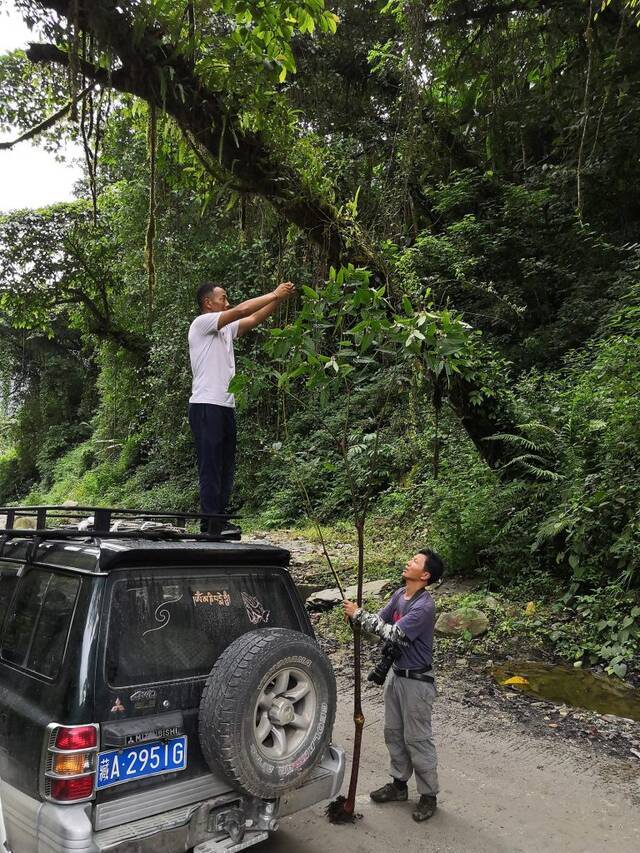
[342,549,444,822]
[188,281,296,530]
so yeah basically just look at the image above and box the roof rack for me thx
[0,505,239,542]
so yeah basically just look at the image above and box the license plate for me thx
[194,832,269,853]
[96,736,187,789]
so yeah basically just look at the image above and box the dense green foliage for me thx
[1,0,639,673]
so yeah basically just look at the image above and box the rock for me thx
[14,516,36,529]
[435,608,489,638]
[61,500,78,507]
[306,579,394,610]
[290,555,316,567]
[306,588,343,608]
[344,579,394,600]
[484,596,500,611]
[455,658,468,667]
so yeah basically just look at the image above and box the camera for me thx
[367,639,402,686]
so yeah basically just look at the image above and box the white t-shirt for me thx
[188,312,240,408]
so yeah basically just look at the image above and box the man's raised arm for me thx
[218,282,295,331]
[236,282,296,336]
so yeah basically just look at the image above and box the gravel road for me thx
[261,676,640,853]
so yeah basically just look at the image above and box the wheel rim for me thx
[253,665,318,761]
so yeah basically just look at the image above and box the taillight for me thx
[55,725,97,751]
[53,753,90,775]
[50,775,95,801]
[42,723,100,803]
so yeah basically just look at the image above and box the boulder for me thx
[305,579,394,610]
[435,608,489,638]
[14,516,36,529]
[344,579,394,600]
[305,588,343,609]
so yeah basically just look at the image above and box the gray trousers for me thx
[383,671,439,796]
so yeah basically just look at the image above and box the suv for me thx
[0,506,344,853]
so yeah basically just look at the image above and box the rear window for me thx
[106,572,301,687]
[0,569,80,679]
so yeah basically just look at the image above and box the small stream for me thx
[493,661,640,722]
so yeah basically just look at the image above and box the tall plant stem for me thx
[330,383,388,820]
[340,516,365,816]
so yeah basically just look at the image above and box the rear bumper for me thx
[1,745,345,853]
[277,743,345,818]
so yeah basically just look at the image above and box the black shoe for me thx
[412,794,437,822]
[221,522,242,540]
[370,782,408,803]
[199,521,241,538]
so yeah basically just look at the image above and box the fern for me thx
[499,453,563,482]
[533,513,573,549]
[516,422,559,439]
[495,505,533,540]
[486,433,540,453]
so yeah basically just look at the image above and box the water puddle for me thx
[493,661,640,722]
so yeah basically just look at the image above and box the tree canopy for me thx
[0,0,639,674]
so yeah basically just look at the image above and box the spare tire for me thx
[198,628,337,798]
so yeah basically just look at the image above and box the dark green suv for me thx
[0,506,343,853]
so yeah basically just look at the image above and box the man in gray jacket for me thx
[342,549,443,822]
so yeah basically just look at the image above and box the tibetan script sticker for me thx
[192,590,231,606]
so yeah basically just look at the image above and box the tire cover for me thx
[198,628,337,798]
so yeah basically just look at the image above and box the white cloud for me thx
[0,2,33,53]
[0,2,83,212]
[0,143,83,212]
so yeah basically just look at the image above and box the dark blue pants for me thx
[188,403,236,523]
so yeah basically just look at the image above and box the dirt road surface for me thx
[261,678,640,853]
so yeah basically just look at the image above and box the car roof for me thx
[0,537,291,574]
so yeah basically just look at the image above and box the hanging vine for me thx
[187,0,196,48]
[400,0,425,237]
[80,34,111,226]
[68,0,80,122]
[576,0,596,219]
[431,378,443,480]
[145,103,158,325]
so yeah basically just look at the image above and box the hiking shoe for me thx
[370,782,408,803]
[412,794,437,822]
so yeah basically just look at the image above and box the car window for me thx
[0,569,80,679]
[106,572,300,687]
[0,562,20,629]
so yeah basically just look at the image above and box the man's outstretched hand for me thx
[342,599,359,619]
[274,281,296,300]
